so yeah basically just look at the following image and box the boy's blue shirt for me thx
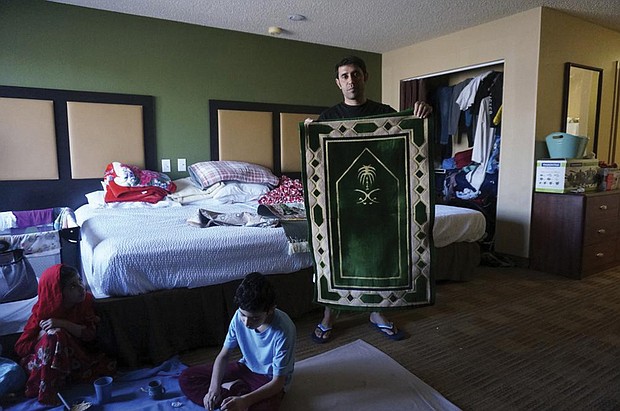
[224,308,296,390]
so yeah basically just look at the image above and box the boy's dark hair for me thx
[59,264,79,289]
[334,56,367,78]
[234,272,276,312]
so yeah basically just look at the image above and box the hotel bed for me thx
[75,199,485,299]
[73,189,484,365]
[0,89,486,365]
[75,198,314,299]
[2,201,484,357]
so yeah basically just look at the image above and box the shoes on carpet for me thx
[370,321,404,341]
[481,251,515,268]
[311,323,333,344]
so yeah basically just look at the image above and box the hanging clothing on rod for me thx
[456,71,493,111]
[435,78,472,146]
[466,96,495,193]
[457,71,504,150]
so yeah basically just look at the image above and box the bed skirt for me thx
[91,242,477,367]
[0,243,478,365]
[435,242,480,281]
[93,268,317,367]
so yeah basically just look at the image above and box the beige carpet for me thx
[182,265,620,410]
[280,339,460,411]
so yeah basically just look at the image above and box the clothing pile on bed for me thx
[103,162,177,203]
[167,160,278,205]
[75,161,315,298]
[257,176,309,254]
[258,175,305,206]
[182,162,309,253]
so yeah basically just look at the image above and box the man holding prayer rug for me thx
[305,56,433,344]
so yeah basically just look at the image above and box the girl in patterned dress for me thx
[14,264,116,405]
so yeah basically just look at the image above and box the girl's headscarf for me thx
[14,264,96,357]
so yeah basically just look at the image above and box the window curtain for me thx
[399,79,428,111]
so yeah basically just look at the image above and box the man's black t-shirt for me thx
[318,100,396,121]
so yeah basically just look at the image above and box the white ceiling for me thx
[48,0,620,53]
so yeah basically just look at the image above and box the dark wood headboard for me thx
[0,85,155,212]
[1,95,325,212]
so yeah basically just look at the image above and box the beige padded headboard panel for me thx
[210,100,326,176]
[67,102,145,179]
[280,113,320,173]
[218,110,273,169]
[0,97,58,181]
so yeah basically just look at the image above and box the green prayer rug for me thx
[300,112,435,311]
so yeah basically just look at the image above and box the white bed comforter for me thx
[434,204,486,247]
[76,200,313,298]
[75,202,485,298]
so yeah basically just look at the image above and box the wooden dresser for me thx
[530,191,620,279]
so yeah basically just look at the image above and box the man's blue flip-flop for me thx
[371,321,404,341]
[311,323,333,343]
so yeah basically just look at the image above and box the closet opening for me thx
[401,61,507,266]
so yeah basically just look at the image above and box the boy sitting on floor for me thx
[179,272,296,411]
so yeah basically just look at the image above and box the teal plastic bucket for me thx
[545,132,588,159]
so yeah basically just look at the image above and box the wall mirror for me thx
[561,62,603,155]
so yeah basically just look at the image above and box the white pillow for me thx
[168,178,214,204]
[211,182,270,203]
[171,177,200,193]
[169,178,269,204]
[85,190,106,206]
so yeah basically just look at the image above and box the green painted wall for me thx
[1,0,383,179]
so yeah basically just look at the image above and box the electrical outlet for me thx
[161,159,171,172]
[177,158,186,172]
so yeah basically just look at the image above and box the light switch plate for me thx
[162,159,171,172]
[177,158,186,172]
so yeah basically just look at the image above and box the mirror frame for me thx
[561,62,603,154]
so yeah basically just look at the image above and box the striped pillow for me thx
[188,161,279,190]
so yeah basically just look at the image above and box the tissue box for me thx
[535,158,599,193]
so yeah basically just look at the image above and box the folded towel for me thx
[104,180,169,204]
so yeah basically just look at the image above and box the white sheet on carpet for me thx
[8,356,205,411]
[75,200,313,298]
[282,339,461,411]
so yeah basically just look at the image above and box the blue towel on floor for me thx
[4,356,203,410]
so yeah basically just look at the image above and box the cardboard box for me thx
[535,158,599,193]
